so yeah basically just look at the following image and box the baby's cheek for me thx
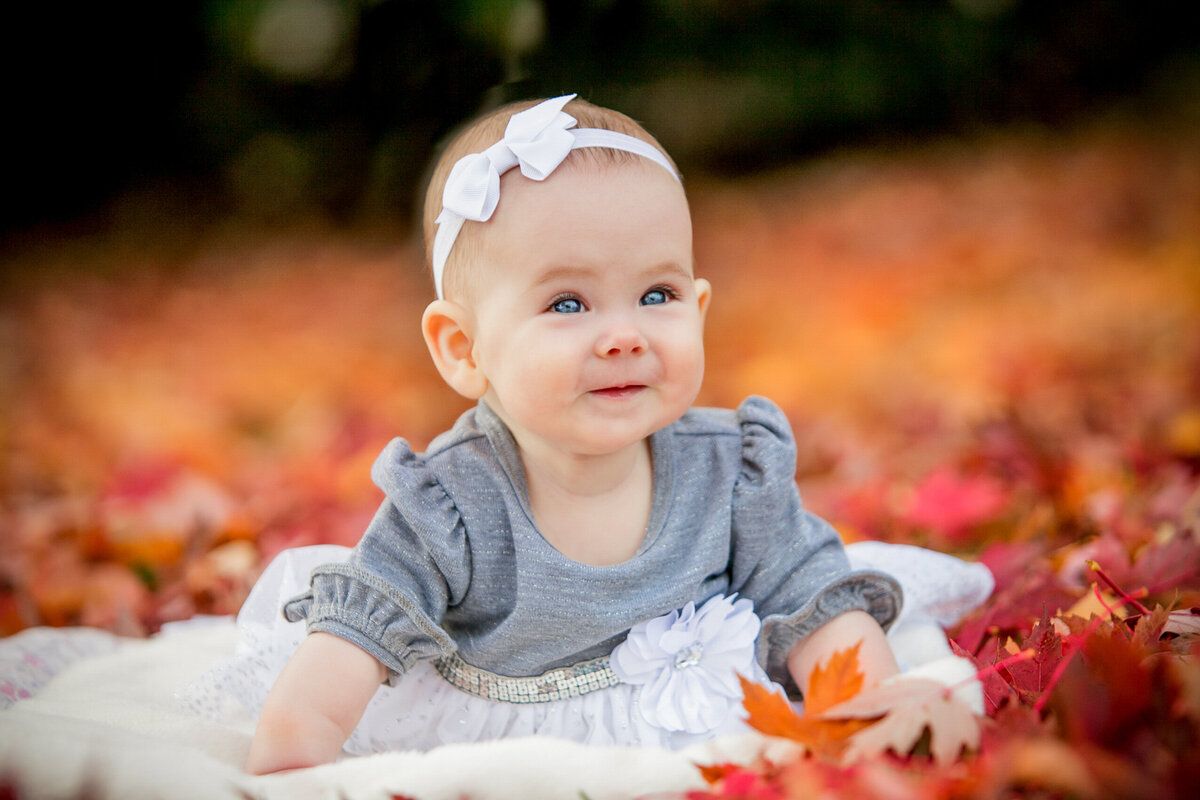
[510,374,569,419]
[667,339,706,385]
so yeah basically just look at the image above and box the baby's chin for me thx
[567,413,692,456]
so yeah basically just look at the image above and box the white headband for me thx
[431,93,680,300]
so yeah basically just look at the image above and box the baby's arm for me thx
[786,610,898,695]
[245,632,387,774]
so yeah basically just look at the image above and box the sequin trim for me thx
[434,652,622,704]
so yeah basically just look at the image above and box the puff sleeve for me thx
[729,397,902,693]
[282,438,469,684]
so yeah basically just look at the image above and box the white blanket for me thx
[0,620,790,799]
[1,542,994,798]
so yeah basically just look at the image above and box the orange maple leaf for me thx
[738,641,879,757]
[739,676,822,740]
[804,640,865,715]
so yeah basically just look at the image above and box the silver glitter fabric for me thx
[286,397,902,692]
[434,652,622,704]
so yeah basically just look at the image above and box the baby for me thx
[232,94,985,774]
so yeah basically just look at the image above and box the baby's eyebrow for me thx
[644,261,694,283]
[530,261,692,290]
[530,264,596,288]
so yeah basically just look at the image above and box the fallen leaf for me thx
[687,763,786,800]
[1162,608,1200,638]
[1064,587,1128,622]
[901,467,1009,543]
[805,641,865,715]
[989,736,1103,798]
[949,637,1017,715]
[1125,529,1200,595]
[977,540,1048,596]
[824,677,982,765]
[952,569,1077,654]
[738,675,877,757]
[999,608,1066,705]
[1048,626,1158,751]
[6,119,1200,799]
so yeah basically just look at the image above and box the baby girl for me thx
[182,94,991,773]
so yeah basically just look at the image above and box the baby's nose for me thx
[596,323,648,357]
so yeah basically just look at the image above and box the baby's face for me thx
[465,159,710,458]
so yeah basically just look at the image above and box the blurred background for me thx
[2,1,1199,636]
[5,0,1199,234]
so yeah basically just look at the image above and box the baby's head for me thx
[421,95,681,302]
[420,94,711,457]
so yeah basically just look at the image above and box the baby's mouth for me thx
[590,384,647,399]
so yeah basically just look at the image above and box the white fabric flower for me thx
[611,594,761,734]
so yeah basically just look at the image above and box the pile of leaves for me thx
[693,592,1200,799]
[2,115,1199,797]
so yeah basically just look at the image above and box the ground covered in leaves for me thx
[2,114,1199,798]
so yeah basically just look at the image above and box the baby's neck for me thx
[519,439,654,566]
[519,436,647,496]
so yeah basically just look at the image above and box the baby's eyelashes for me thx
[640,286,680,306]
[545,285,681,314]
[549,295,585,314]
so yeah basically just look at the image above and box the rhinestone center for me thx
[673,642,704,670]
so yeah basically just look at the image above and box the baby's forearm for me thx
[786,610,898,695]
[245,631,387,774]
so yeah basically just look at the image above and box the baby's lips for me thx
[586,376,653,392]
[589,384,648,397]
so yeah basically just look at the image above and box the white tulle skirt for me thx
[178,542,993,754]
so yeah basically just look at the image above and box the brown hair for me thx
[421,96,679,301]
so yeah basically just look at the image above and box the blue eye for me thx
[551,297,584,314]
[641,289,670,306]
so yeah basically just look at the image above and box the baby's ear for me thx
[694,277,713,323]
[422,300,488,399]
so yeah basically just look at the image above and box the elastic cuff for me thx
[756,570,902,697]
[282,563,456,685]
[303,619,415,684]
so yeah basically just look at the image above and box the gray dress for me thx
[284,396,901,695]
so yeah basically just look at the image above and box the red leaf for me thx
[978,540,1048,595]
[949,637,1018,715]
[953,569,1076,654]
[1127,531,1200,596]
[901,467,1009,542]
[1047,627,1160,751]
[688,765,786,800]
[998,608,1066,705]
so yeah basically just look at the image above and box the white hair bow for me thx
[431,93,679,299]
[437,94,577,226]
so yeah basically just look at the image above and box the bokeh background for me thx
[6,0,1199,231]
[2,0,1199,638]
